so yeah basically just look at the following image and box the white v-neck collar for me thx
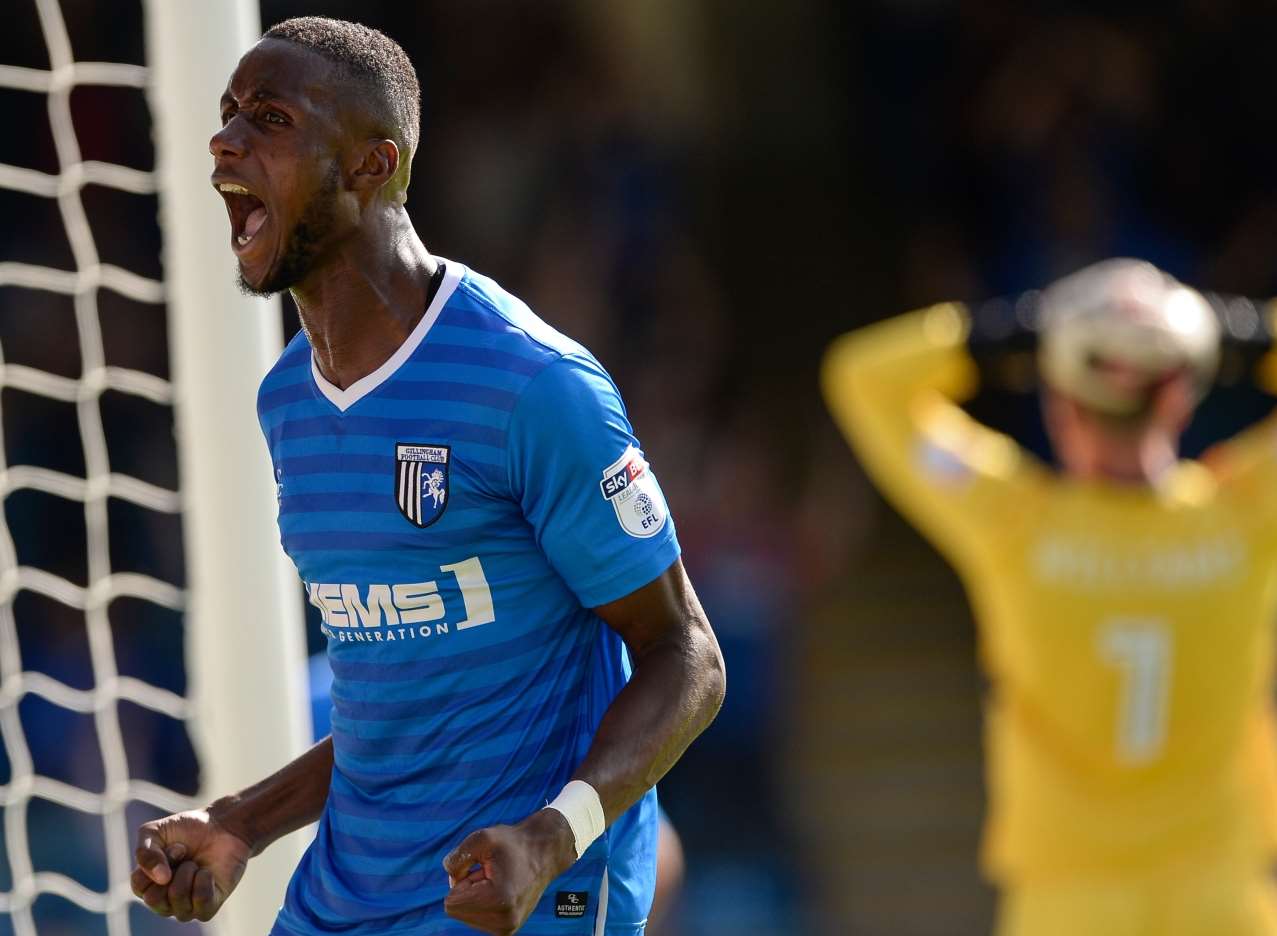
[310,259,463,413]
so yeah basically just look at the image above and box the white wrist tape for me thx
[544,780,606,860]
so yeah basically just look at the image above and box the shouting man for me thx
[131,18,724,936]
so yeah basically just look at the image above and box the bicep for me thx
[593,558,701,657]
[845,388,1031,568]
[1203,412,1277,531]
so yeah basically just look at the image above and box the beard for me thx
[237,161,341,298]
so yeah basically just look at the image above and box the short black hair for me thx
[264,17,420,158]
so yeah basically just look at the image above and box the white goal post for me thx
[145,1,312,934]
[0,0,310,930]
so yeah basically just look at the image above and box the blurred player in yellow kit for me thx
[823,259,1277,935]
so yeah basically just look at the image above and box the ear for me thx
[1043,388,1084,445]
[350,139,400,195]
[1041,387,1068,433]
[1042,389,1090,473]
[1151,370,1196,434]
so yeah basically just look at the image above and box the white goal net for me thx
[0,1,310,934]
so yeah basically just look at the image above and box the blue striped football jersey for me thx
[258,260,678,935]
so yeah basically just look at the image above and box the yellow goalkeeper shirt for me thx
[822,304,1277,884]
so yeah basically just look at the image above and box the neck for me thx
[1070,432,1179,486]
[293,208,437,391]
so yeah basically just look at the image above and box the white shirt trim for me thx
[310,258,464,413]
[593,866,609,936]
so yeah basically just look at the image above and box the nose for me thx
[209,119,247,160]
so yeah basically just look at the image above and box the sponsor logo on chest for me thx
[308,556,497,645]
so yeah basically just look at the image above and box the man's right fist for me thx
[131,809,252,923]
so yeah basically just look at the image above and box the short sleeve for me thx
[508,355,681,607]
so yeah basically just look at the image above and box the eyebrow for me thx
[220,87,288,109]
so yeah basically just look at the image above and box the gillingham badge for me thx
[395,443,450,528]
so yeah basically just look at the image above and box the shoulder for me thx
[1163,460,1217,507]
[442,263,592,367]
[438,261,616,405]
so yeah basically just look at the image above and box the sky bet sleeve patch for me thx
[600,445,669,538]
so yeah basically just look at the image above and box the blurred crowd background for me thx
[3,0,1277,933]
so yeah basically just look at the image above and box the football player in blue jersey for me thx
[129,17,724,936]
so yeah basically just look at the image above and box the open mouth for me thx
[217,182,269,253]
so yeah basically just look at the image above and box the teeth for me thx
[219,183,252,195]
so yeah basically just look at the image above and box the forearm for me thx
[574,611,724,824]
[1208,293,1277,392]
[823,305,977,441]
[440,568,721,928]
[822,305,979,497]
[207,735,334,857]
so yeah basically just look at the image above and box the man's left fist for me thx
[443,808,578,935]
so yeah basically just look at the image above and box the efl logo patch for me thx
[599,445,668,538]
[395,443,450,528]
[554,891,589,920]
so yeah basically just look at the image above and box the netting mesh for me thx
[0,1,198,933]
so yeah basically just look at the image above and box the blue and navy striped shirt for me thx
[260,261,678,935]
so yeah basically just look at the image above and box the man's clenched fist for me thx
[443,808,578,935]
[131,809,252,923]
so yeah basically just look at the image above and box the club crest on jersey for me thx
[395,443,450,528]
[600,445,668,538]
